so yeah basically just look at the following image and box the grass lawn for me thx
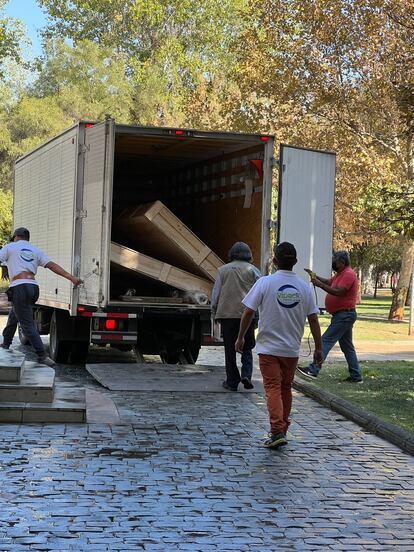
[315,315,412,341]
[305,291,413,341]
[358,290,408,319]
[304,361,414,434]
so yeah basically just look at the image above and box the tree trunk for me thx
[388,239,414,320]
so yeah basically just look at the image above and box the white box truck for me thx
[13,118,335,364]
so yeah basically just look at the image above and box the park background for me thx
[0,0,413,431]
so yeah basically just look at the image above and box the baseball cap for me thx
[274,242,297,261]
[11,227,30,241]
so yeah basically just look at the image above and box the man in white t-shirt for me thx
[0,227,82,366]
[235,242,323,448]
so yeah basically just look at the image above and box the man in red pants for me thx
[235,242,323,448]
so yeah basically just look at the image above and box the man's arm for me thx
[307,313,323,366]
[45,261,82,286]
[0,244,9,264]
[210,272,222,315]
[235,308,255,353]
[312,277,347,296]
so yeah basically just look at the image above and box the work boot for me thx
[0,343,10,350]
[37,355,56,367]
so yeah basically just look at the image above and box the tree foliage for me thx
[0,189,12,245]
[1,0,413,320]
[0,0,26,77]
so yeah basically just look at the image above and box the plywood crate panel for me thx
[110,242,213,296]
[115,201,223,281]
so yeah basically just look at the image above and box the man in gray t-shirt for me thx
[0,227,82,366]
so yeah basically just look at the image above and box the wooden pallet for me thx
[110,242,213,296]
[115,201,223,281]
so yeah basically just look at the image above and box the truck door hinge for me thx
[76,209,87,219]
[267,219,277,230]
[78,144,89,154]
[271,158,279,167]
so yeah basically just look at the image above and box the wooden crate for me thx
[115,201,223,281]
[110,242,213,296]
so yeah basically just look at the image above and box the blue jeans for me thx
[308,310,361,379]
[3,284,45,356]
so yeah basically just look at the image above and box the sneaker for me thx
[0,343,10,350]
[344,376,363,383]
[296,366,318,379]
[37,355,56,367]
[222,380,238,391]
[263,432,288,448]
[241,377,254,390]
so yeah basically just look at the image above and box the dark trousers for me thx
[3,284,45,356]
[221,318,256,388]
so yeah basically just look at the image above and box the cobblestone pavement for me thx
[0,343,413,550]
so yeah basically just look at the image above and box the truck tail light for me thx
[260,136,270,142]
[105,319,116,330]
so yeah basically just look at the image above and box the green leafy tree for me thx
[0,0,26,78]
[234,0,414,320]
[0,189,12,245]
[38,0,248,127]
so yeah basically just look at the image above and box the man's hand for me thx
[235,337,245,353]
[304,268,316,280]
[70,276,83,287]
[313,348,324,367]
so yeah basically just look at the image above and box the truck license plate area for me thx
[90,313,137,344]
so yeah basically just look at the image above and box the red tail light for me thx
[105,319,116,330]
[260,136,270,142]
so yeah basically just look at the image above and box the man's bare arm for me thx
[312,278,347,296]
[46,261,82,286]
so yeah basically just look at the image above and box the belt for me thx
[12,271,35,282]
[332,308,355,314]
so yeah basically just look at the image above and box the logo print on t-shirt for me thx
[276,284,300,308]
[20,248,35,263]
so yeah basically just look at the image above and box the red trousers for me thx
[259,354,298,435]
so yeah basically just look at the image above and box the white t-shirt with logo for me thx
[0,241,50,287]
[242,270,319,357]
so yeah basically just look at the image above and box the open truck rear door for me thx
[278,145,336,309]
[77,119,115,309]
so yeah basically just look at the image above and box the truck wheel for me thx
[184,344,200,364]
[70,342,89,364]
[163,344,200,365]
[18,325,30,346]
[49,312,72,363]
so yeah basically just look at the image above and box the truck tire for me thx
[49,311,72,363]
[70,342,89,364]
[163,344,200,365]
[18,325,30,346]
